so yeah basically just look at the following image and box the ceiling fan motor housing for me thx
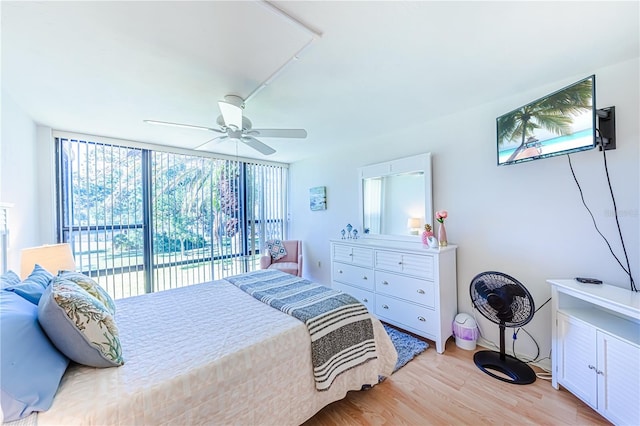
[223,94,245,109]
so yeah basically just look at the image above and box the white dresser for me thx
[548,279,640,425]
[330,239,457,353]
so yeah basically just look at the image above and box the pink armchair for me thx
[260,240,303,277]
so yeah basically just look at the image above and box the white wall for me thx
[289,58,639,370]
[0,91,41,271]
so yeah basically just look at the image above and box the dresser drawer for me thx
[332,244,374,267]
[332,282,374,312]
[332,262,374,291]
[375,294,437,336]
[374,250,433,279]
[375,270,434,308]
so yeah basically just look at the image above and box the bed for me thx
[5,270,397,425]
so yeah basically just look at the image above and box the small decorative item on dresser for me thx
[421,224,434,246]
[427,236,439,248]
[340,229,346,239]
[346,223,353,239]
[436,210,448,247]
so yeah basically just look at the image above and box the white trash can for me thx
[452,313,479,350]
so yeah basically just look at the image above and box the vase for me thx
[421,231,433,246]
[438,222,448,247]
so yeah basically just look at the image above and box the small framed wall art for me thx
[309,186,327,211]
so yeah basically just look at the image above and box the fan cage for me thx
[469,271,535,328]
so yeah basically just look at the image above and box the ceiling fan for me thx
[144,95,307,156]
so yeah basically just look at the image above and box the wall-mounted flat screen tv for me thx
[497,75,596,166]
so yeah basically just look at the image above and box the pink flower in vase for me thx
[435,210,448,246]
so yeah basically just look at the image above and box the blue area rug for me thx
[383,323,429,373]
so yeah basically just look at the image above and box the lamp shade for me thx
[20,243,76,279]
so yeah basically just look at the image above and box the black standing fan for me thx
[469,271,536,385]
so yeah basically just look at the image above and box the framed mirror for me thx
[358,153,433,241]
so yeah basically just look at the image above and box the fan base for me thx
[473,350,536,385]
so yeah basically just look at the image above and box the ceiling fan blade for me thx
[194,136,228,151]
[242,136,276,155]
[249,129,307,138]
[144,119,224,133]
[218,100,243,130]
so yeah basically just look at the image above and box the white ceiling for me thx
[2,1,638,164]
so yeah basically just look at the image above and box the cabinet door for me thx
[556,312,598,408]
[332,244,373,267]
[375,250,432,279]
[596,331,640,426]
[399,253,433,279]
[351,247,374,267]
[332,244,353,263]
[375,250,403,273]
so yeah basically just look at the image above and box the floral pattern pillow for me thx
[266,239,287,261]
[38,277,124,368]
[57,271,116,314]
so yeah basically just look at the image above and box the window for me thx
[56,136,288,299]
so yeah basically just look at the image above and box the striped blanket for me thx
[226,269,377,391]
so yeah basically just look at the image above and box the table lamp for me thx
[407,217,422,235]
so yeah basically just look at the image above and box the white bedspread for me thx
[34,278,397,425]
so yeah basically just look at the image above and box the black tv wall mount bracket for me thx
[596,106,616,151]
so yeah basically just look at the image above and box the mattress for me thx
[30,278,397,425]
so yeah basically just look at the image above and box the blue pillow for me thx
[0,270,20,288]
[0,291,69,421]
[3,265,53,305]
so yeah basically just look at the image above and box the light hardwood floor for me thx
[304,336,610,426]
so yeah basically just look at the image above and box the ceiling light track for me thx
[245,1,323,103]
[260,1,322,40]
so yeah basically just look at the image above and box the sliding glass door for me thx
[56,136,287,299]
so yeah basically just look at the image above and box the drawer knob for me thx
[596,369,604,376]
[362,276,368,280]
[338,270,343,274]
[417,289,425,294]
[382,281,389,285]
[418,316,426,322]
[363,298,368,303]
[398,261,403,265]
[382,304,389,309]
[588,365,596,370]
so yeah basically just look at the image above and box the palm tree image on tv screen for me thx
[497,76,595,165]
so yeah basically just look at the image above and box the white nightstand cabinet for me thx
[549,279,640,426]
[331,239,457,353]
